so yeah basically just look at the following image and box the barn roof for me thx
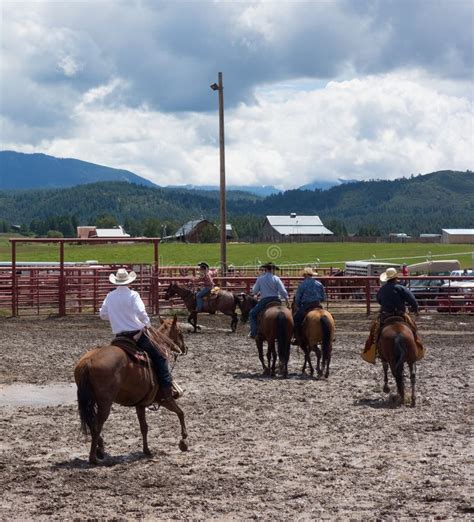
[266,215,333,236]
[442,229,474,235]
[175,219,210,237]
[95,227,130,238]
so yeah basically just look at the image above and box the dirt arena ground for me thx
[0,312,472,520]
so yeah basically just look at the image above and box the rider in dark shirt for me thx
[377,275,418,314]
[363,267,424,363]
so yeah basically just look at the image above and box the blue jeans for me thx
[196,287,211,312]
[137,334,172,388]
[249,296,280,336]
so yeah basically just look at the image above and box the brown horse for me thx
[299,308,335,378]
[74,316,188,464]
[164,282,240,333]
[378,320,418,407]
[240,295,293,377]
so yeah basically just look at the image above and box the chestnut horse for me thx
[164,282,241,333]
[74,316,188,464]
[299,308,335,378]
[240,295,293,378]
[378,320,418,407]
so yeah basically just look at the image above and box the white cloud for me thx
[0,1,472,186]
[3,71,471,189]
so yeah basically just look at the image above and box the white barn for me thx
[441,229,474,244]
[262,214,333,242]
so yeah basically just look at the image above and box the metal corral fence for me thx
[1,263,473,316]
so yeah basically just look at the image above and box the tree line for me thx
[0,170,472,239]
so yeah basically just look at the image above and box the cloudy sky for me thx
[1,0,473,189]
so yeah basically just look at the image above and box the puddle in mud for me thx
[0,383,76,407]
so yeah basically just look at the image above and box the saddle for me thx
[301,302,323,322]
[111,337,148,366]
[198,287,220,313]
[256,300,282,331]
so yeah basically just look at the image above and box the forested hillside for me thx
[0,171,472,238]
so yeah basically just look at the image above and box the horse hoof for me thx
[143,448,152,456]
[179,440,188,452]
[96,449,105,460]
[383,385,390,393]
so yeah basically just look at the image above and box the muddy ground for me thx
[0,312,472,520]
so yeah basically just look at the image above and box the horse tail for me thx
[76,362,97,436]
[320,314,332,365]
[394,332,406,398]
[277,311,290,364]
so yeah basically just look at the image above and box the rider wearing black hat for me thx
[248,262,289,338]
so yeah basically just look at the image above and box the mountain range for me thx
[0,162,472,236]
[0,151,340,194]
[0,151,157,189]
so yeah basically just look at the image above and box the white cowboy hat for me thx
[380,267,399,282]
[109,268,137,285]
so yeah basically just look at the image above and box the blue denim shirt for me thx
[252,272,289,299]
[295,277,325,308]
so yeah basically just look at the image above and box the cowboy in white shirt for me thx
[100,268,174,401]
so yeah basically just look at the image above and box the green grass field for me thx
[1,234,472,268]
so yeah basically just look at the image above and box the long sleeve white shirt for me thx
[99,286,151,334]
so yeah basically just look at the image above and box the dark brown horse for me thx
[164,282,240,332]
[378,320,418,407]
[240,295,293,377]
[74,316,188,464]
[298,308,335,378]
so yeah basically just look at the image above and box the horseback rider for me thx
[99,268,175,400]
[363,267,424,363]
[292,267,325,345]
[248,262,289,339]
[194,262,215,312]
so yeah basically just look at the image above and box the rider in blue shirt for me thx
[293,267,325,344]
[249,262,289,338]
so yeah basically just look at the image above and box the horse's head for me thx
[159,314,188,354]
[238,293,258,323]
[164,283,177,300]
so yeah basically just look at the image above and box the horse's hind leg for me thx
[230,312,238,332]
[97,435,105,460]
[382,361,390,393]
[257,339,268,375]
[409,362,416,407]
[89,402,111,465]
[302,345,314,375]
[324,345,332,379]
[163,399,188,452]
[269,341,277,376]
[314,346,322,376]
[136,406,151,455]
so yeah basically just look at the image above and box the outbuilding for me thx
[262,214,333,242]
[441,229,474,244]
